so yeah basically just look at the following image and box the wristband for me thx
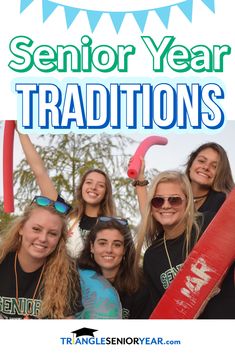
[132,179,149,187]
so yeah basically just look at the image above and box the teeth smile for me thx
[198,172,210,178]
[88,192,98,197]
[33,244,46,249]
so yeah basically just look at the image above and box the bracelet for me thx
[132,179,149,187]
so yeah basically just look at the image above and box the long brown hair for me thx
[0,204,81,319]
[78,219,140,295]
[70,169,116,220]
[185,142,234,194]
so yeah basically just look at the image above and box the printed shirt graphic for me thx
[0,252,42,319]
[143,233,188,302]
[76,269,122,319]
[66,215,97,259]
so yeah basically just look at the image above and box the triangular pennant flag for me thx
[178,0,193,21]
[201,0,215,12]
[155,6,171,28]
[20,0,34,13]
[109,12,125,33]
[42,0,58,22]
[87,11,103,32]
[64,6,80,28]
[132,11,148,32]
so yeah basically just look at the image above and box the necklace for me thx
[14,252,45,319]
[163,234,176,278]
[193,193,208,202]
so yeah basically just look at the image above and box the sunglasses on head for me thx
[32,196,72,215]
[98,216,128,226]
[151,196,185,208]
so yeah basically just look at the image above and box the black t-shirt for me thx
[198,189,226,213]
[79,214,97,231]
[198,263,235,319]
[0,252,43,319]
[144,232,188,309]
[79,214,98,242]
[0,252,83,319]
[119,284,153,319]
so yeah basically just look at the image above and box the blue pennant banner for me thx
[87,11,103,32]
[155,6,172,28]
[178,0,193,22]
[42,0,58,22]
[64,6,80,28]
[132,11,148,32]
[201,0,215,12]
[20,0,34,13]
[20,0,215,33]
[109,12,126,33]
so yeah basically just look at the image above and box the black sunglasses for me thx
[98,216,128,226]
[32,196,72,215]
[151,196,185,208]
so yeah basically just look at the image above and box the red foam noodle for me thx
[127,136,168,179]
[3,120,15,213]
[150,188,235,319]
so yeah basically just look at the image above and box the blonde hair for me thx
[136,171,200,266]
[0,204,81,319]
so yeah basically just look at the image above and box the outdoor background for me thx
[1,119,235,228]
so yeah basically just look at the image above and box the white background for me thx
[1,319,234,353]
[0,1,234,350]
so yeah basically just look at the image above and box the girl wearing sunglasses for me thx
[77,217,152,319]
[0,199,82,319]
[133,142,234,217]
[17,131,116,258]
[136,171,235,319]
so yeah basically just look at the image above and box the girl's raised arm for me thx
[17,132,58,200]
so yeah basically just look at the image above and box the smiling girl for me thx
[136,171,235,319]
[185,142,234,212]
[0,197,82,319]
[78,217,151,319]
[17,132,116,258]
[133,142,234,217]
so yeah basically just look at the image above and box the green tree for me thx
[0,199,16,233]
[13,133,158,226]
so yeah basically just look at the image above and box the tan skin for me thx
[133,148,220,214]
[90,228,125,281]
[81,172,107,217]
[152,181,187,240]
[189,147,220,208]
[18,208,63,272]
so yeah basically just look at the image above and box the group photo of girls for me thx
[0,123,234,320]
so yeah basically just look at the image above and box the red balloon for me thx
[127,135,168,179]
[3,121,15,213]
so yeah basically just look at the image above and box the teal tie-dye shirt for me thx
[76,269,122,319]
